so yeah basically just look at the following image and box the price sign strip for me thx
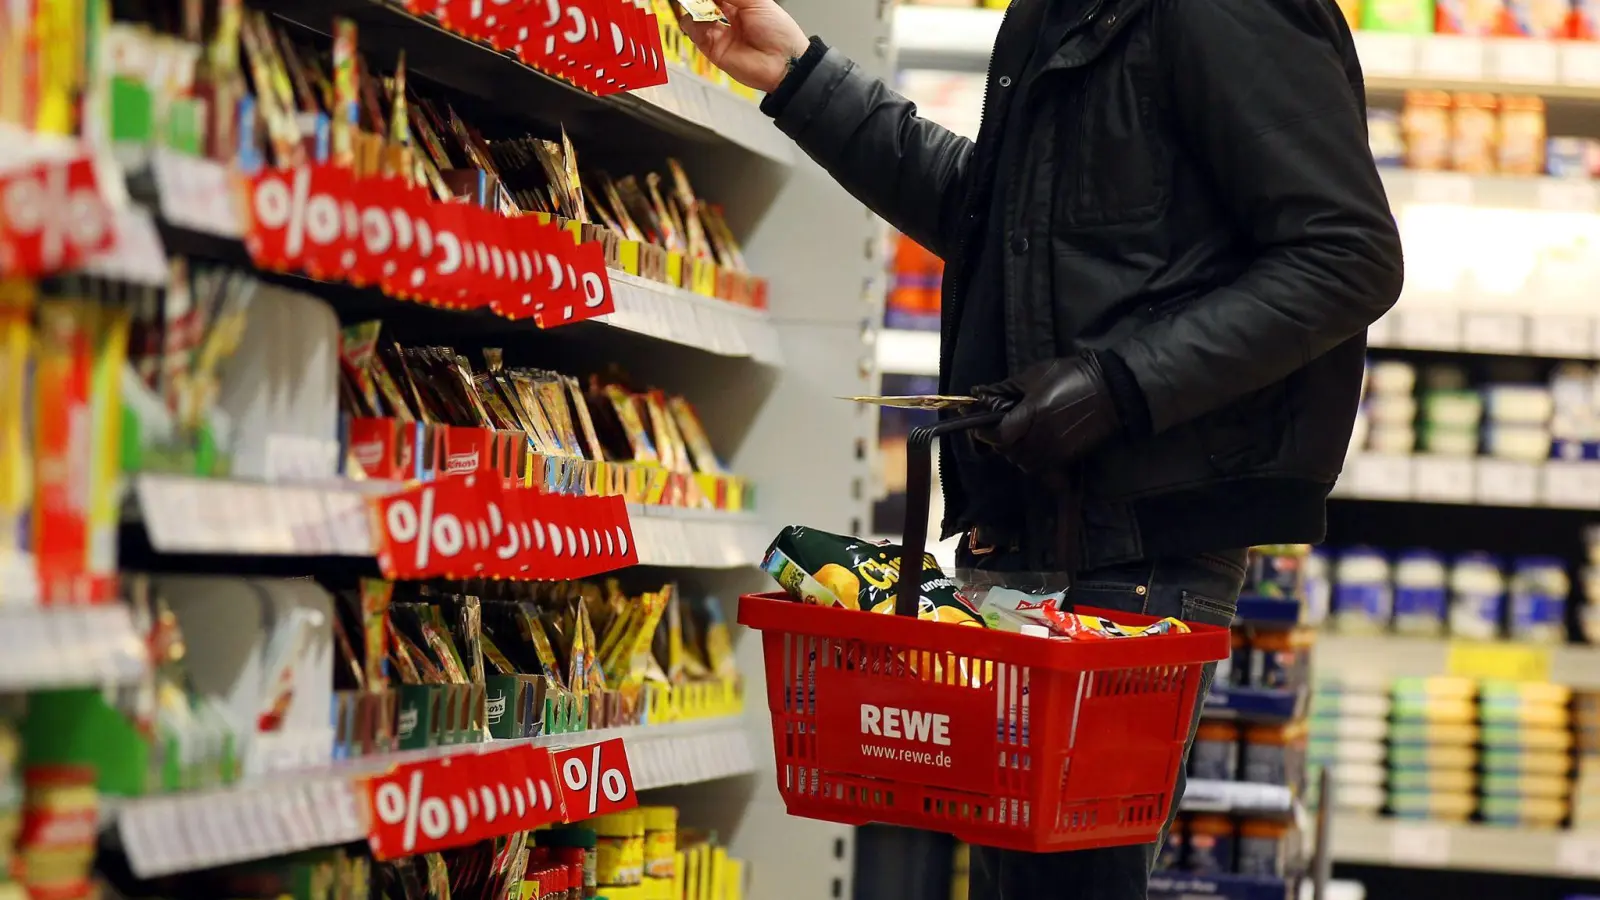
[116,718,752,878]
[1336,455,1600,509]
[0,605,148,690]
[605,271,780,364]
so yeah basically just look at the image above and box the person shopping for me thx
[681,0,1404,895]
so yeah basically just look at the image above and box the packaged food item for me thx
[1042,611,1190,641]
[1244,723,1307,790]
[976,586,1070,632]
[1370,109,1405,167]
[1502,0,1567,36]
[1333,548,1392,634]
[1451,93,1499,174]
[1389,790,1477,821]
[16,765,97,900]
[1157,817,1186,871]
[1577,0,1600,38]
[1190,722,1240,781]
[641,806,677,879]
[1390,767,1476,792]
[1436,0,1507,33]
[541,828,599,899]
[1363,0,1436,31]
[1237,820,1292,878]
[761,526,984,626]
[1393,550,1448,637]
[1185,815,1235,874]
[1509,557,1568,643]
[1449,552,1505,640]
[1304,549,1331,627]
[1246,545,1310,599]
[593,811,644,887]
[1547,137,1600,179]
[1249,629,1312,690]
[1402,91,1453,170]
[1498,95,1546,175]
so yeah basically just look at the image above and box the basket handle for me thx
[896,408,1009,618]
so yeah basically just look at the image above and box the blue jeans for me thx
[958,549,1247,900]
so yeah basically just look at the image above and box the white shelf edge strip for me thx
[117,718,753,879]
[630,66,794,165]
[604,271,783,365]
[1332,454,1600,508]
[1331,812,1600,878]
[1317,633,1600,690]
[134,473,768,569]
[146,150,789,366]
[894,10,1600,99]
[0,605,149,690]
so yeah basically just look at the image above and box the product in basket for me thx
[762,526,984,626]
[974,587,1190,639]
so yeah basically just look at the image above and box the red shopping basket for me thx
[738,411,1231,853]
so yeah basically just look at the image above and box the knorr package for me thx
[762,526,985,627]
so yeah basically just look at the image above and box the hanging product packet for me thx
[761,526,985,627]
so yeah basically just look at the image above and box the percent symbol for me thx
[561,743,629,817]
[385,485,465,570]
[373,768,451,855]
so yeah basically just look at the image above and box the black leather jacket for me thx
[769,0,1404,569]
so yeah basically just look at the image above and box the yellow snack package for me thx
[761,526,984,627]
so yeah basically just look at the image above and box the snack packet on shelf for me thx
[761,526,985,627]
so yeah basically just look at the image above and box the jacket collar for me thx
[1039,0,1151,73]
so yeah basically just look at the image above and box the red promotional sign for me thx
[365,743,566,860]
[373,478,638,581]
[0,155,116,278]
[242,163,616,328]
[553,738,638,821]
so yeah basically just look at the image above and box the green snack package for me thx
[761,526,985,627]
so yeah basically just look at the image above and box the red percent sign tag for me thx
[554,738,637,821]
[0,155,116,278]
[366,743,566,860]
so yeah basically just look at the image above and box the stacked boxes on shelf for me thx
[1479,681,1573,827]
[1309,677,1389,816]
[1387,677,1480,822]
[1573,691,1600,827]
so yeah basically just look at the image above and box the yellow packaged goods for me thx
[762,526,984,627]
[642,806,677,879]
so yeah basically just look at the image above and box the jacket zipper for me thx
[935,0,1019,537]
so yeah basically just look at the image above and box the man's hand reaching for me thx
[678,0,809,94]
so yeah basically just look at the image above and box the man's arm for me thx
[764,39,974,258]
[1107,0,1404,435]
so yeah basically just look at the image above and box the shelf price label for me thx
[554,738,638,820]
[1389,823,1452,867]
[365,744,566,861]
[1446,640,1552,683]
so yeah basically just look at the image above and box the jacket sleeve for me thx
[770,43,974,258]
[1107,0,1404,434]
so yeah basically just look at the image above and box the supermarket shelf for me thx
[1368,305,1600,360]
[1206,686,1304,722]
[1181,780,1296,818]
[129,473,767,570]
[877,327,940,376]
[893,5,1000,67]
[606,271,783,365]
[142,153,784,363]
[1381,169,1600,214]
[628,505,770,569]
[115,717,754,879]
[1357,32,1600,99]
[0,605,149,691]
[1330,812,1600,877]
[1237,596,1305,628]
[266,0,791,166]
[895,10,1600,103]
[1317,633,1600,690]
[1332,454,1600,508]
[1150,872,1294,900]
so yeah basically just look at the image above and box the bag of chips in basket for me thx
[762,525,985,628]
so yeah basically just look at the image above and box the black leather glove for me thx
[971,352,1121,476]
